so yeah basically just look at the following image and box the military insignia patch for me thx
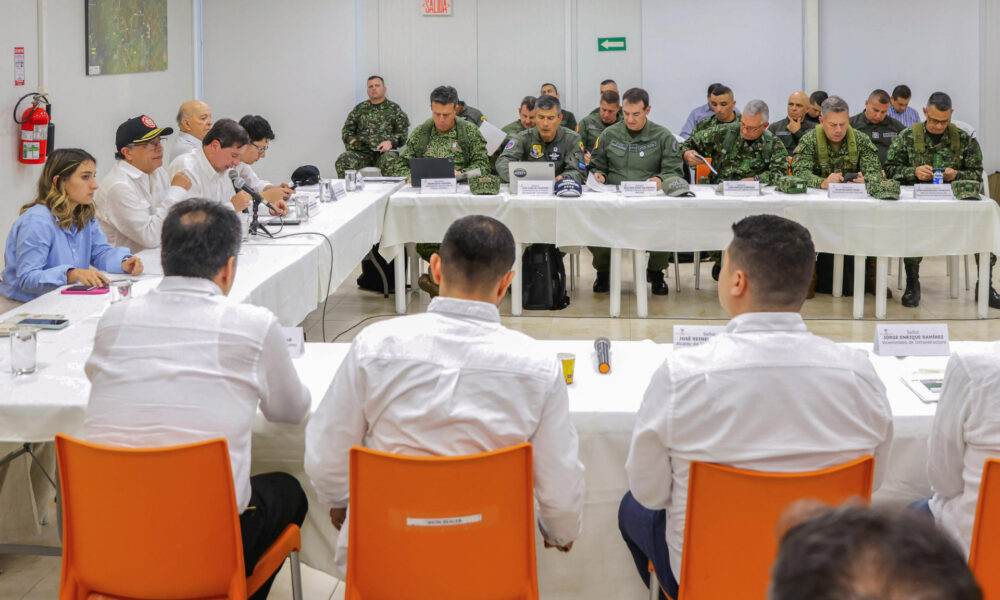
[504,140,515,151]
[579,142,585,153]
[578,161,586,170]
[141,115,156,128]
[548,151,561,161]
[530,144,543,158]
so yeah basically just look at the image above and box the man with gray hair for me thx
[850,89,904,166]
[496,95,586,184]
[791,95,883,189]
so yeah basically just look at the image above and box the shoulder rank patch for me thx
[530,144,543,159]
[579,141,585,153]
[504,140,516,151]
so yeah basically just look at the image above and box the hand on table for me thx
[231,191,252,212]
[593,173,606,184]
[648,176,662,190]
[944,167,958,182]
[821,172,845,189]
[121,256,143,276]
[67,267,108,287]
[915,165,934,182]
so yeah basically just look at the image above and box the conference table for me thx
[381,184,1000,319]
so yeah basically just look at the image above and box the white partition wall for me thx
[572,0,643,117]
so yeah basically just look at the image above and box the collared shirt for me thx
[167,147,235,208]
[680,103,714,140]
[0,205,131,301]
[95,160,187,253]
[83,276,310,513]
[928,344,1000,556]
[888,105,921,128]
[305,296,585,572]
[626,312,893,578]
[167,131,202,164]
[234,162,272,195]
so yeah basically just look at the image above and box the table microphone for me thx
[228,169,278,213]
[595,337,611,374]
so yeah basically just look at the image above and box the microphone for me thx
[228,169,278,213]
[595,337,611,374]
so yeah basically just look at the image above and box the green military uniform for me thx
[578,110,622,152]
[768,117,816,154]
[488,120,529,173]
[335,99,410,177]
[561,109,578,133]
[502,120,526,136]
[690,112,739,137]
[495,127,586,184]
[457,104,485,125]
[680,122,789,185]
[392,117,490,260]
[791,126,884,189]
[850,112,904,166]
[588,119,684,274]
[885,123,987,268]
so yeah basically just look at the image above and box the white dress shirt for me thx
[305,296,585,573]
[928,344,1000,556]
[626,312,893,578]
[167,131,202,164]
[83,276,310,512]
[94,160,187,253]
[235,162,272,194]
[168,147,236,208]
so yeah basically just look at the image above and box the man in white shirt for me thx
[235,114,292,214]
[168,118,253,212]
[167,99,213,163]
[925,344,1000,556]
[621,214,893,599]
[304,215,585,576]
[84,198,310,600]
[94,115,193,253]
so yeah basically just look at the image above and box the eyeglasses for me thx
[739,121,767,133]
[132,138,163,149]
[252,142,269,156]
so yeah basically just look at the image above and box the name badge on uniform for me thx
[530,144,543,158]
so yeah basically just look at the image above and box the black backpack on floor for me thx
[357,243,405,296]
[522,244,570,310]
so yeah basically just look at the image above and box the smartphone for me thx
[18,318,70,329]
[843,172,860,183]
[61,285,109,295]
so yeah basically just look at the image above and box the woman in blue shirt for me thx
[0,148,143,303]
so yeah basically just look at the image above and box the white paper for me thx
[281,327,305,358]
[873,324,950,357]
[827,183,869,199]
[479,120,508,155]
[513,180,555,196]
[585,172,618,194]
[914,183,955,200]
[329,181,347,200]
[421,178,458,193]
[722,180,761,196]
[620,181,659,197]
[673,325,725,348]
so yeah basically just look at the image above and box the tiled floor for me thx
[3,251,998,598]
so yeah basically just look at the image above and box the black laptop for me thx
[409,157,455,187]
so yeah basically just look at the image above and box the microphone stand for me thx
[248,196,274,239]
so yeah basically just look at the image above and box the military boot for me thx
[902,264,921,308]
[864,257,892,299]
[647,269,668,296]
[974,280,1000,309]
[593,271,610,293]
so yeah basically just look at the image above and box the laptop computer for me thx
[409,157,455,187]
[508,161,555,194]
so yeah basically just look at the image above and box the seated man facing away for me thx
[769,505,981,600]
[620,214,893,599]
[84,198,311,600]
[305,215,585,576]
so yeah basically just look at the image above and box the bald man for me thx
[768,92,816,154]
[167,100,213,163]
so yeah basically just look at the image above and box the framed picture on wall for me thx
[85,0,167,76]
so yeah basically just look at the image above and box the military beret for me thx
[662,176,693,198]
[469,174,501,195]
[951,180,982,200]
[866,179,900,200]
[290,165,320,187]
[775,175,808,194]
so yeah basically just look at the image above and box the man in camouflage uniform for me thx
[791,95,884,189]
[690,84,740,137]
[489,96,537,172]
[578,89,622,164]
[540,83,577,132]
[456,99,486,125]
[589,87,687,296]
[391,85,490,297]
[769,91,816,154]
[335,75,410,177]
[885,91,995,308]
[850,89,904,166]
[496,95,586,184]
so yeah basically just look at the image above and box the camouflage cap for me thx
[866,179,900,200]
[469,174,501,195]
[951,180,982,200]
[662,176,693,197]
[775,175,808,194]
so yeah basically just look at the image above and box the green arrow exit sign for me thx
[598,37,626,52]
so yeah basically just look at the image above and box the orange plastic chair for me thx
[695,157,713,184]
[787,155,793,176]
[346,443,537,600]
[969,458,1000,597]
[651,455,874,600]
[55,434,303,600]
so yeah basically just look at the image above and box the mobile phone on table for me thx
[843,172,860,183]
[61,285,109,295]
[18,317,70,329]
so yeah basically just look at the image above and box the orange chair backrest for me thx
[695,157,713,184]
[787,155,793,176]
[56,434,246,600]
[346,443,537,600]
[678,455,874,600]
[969,458,1000,595]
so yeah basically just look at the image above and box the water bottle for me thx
[933,156,944,184]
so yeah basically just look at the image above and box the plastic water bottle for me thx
[933,168,944,184]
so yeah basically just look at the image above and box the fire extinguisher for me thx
[13,93,53,165]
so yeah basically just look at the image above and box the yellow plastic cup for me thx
[558,353,576,385]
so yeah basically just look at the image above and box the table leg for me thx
[979,253,990,319]
[875,257,888,319]
[950,256,960,299]
[395,245,406,314]
[512,241,523,316]
[408,243,419,292]
[853,255,865,319]
[833,254,844,298]
[634,250,648,318]
[610,248,622,318]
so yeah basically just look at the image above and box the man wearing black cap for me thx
[95,115,193,253]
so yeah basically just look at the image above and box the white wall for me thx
[0,0,193,253]
[641,0,804,134]
[572,0,643,114]
[818,0,980,130]
[202,0,355,185]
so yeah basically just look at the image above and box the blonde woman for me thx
[0,148,143,304]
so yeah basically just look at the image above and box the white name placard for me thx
[722,180,761,196]
[620,181,659,197]
[421,178,458,194]
[281,327,305,358]
[514,180,555,196]
[673,325,725,348]
[914,183,955,199]
[873,324,950,357]
[828,183,869,199]
[329,181,347,200]
[406,514,482,527]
